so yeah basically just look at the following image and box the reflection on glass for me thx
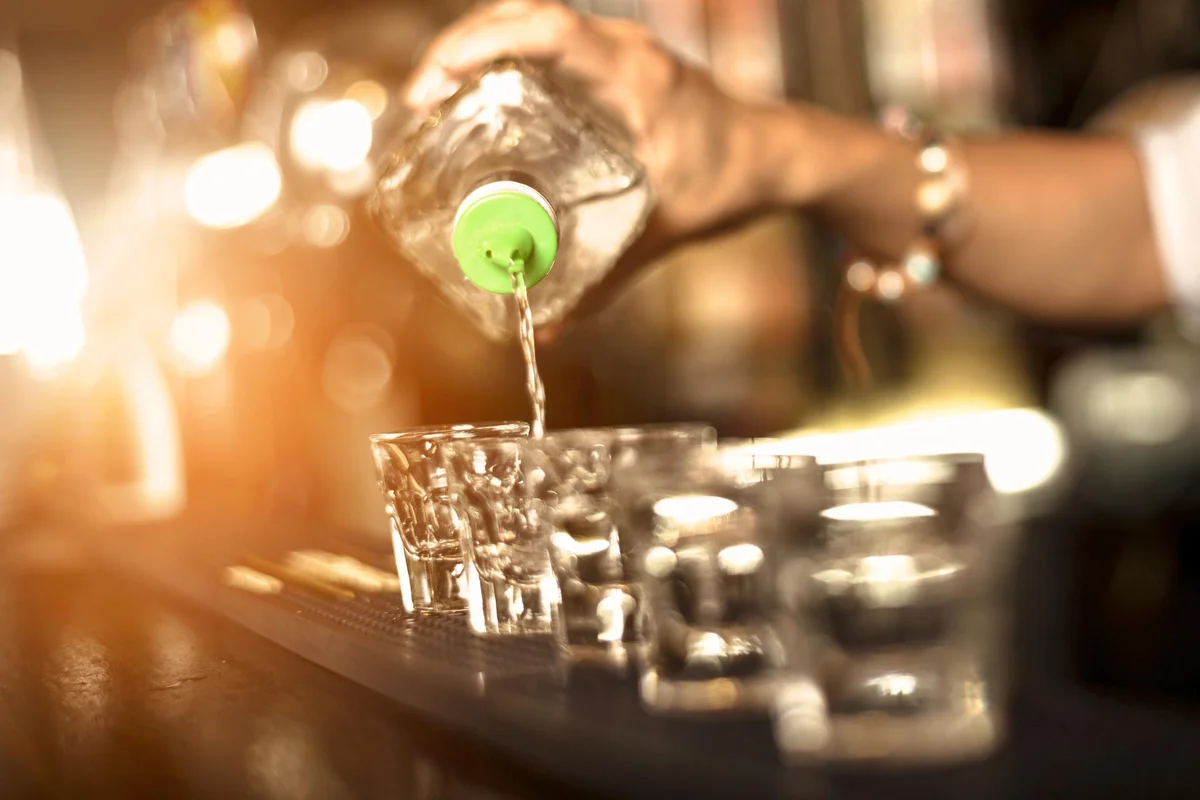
[183,142,282,229]
[773,454,1016,765]
[632,448,801,715]
[371,423,529,614]
[535,425,715,670]
[441,434,557,635]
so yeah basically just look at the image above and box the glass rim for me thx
[819,451,986,468]
[533,421,716,444]
[370,422,529,445]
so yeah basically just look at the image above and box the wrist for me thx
[755,102,911,210]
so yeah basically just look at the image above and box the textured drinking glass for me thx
[371,423,529,614]
[533,424,716,671]
[442,434,559,635]
[772,453,1018,765]
[632,448,808,715]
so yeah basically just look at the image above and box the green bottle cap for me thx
[451,182,558,294]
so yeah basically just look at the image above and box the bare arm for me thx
[410,1,1171,330]
[760,104,1168,324]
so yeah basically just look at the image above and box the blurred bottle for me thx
[372,61,653,341]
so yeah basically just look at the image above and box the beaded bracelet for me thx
[834,108,968,386]
[841,107,968,304]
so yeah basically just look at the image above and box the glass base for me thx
[639,668,783,715]
[392,529,467,614]
[821,709,1003,765]
[467,573,557,636]
[802,646,1004,764]
[560,641,636,675]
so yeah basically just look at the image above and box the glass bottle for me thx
[372,60,653,341]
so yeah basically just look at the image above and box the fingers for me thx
[407,1,581,107]
[437,4,579,73]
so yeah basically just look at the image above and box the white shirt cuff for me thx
[1136,106,1200,330]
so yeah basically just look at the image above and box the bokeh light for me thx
[345,79,388,120]
[321,326,394,413]
[170,302,231,376]
[289,98,373,174]
[301,204,350,248]
[238,293,295,350]
[759,408,1066,495]
[285,51,328,93]
[184,142,282,229]
[0,193,89,375]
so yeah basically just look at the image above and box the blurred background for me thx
[3,0,1200,710]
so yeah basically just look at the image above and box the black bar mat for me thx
[82,517,1200,800]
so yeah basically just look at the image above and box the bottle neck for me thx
[454,180,557,230]
[451,180,560,294]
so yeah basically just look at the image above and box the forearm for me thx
[756,104,1168,323]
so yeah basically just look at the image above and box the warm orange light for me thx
[0,192,89,375]
[90,338,186,523]
[289,98,374,173]
[754,408,1066,495]
[169,302,231,375]
[345,80,388,120]
[183,142,281,229]
[321,327,394,412]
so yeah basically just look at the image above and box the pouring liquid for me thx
[512,269,546,438]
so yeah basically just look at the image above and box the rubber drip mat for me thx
[81,517,1200,800]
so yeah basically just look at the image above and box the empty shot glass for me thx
[632,449,805,715]
[442,433,559,636]
[533,424,715,671]
[773,453,1019,765]
[371,423,529,614]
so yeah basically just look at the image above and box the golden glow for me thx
[184,142,281,229]
[285,51,328,93]
[321,329,394,413]
[0,193,88,374]
[866,671,918,697]
[716,542,764,575]
[301,204,350,248]
[758,408,1066,494]
[642,545,678,578]
[652,494,739,525]
[205,15,257,68]
[21,309,85,376]
[238,293,294,350]
[821,501,937,522]
[91,338,186,522]
[169,302,231,375]
[224,566,283,595]
[550,530,611,557]
[289,98,373,173]
[345,80,389,120]
[825,459,953,492]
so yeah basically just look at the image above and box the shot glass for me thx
[772,453,1018,765]
[441,433,559,636]
[370,423,529,614]
[532,424,715,671]
[631,447,816,715]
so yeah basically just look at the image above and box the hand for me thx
[406,0,785,338]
